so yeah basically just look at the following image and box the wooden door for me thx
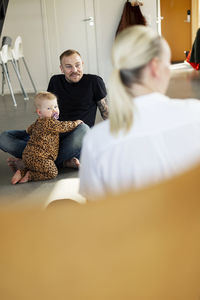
[160,0,192,63]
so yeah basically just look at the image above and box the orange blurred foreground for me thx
[1,163,200,299]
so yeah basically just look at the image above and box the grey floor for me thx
[1,62,200,209]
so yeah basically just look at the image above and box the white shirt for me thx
[79,93,200,199]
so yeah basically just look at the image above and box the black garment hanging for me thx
[115,1,146,37]
[189,28,200,64]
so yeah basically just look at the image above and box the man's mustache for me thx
[70,72,81,76]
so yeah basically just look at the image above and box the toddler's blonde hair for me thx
[34,91,57,109]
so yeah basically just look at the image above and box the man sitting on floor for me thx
[0,49,108,171]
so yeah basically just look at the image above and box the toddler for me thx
[12,91,82,184]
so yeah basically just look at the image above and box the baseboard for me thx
[2,87,46,95]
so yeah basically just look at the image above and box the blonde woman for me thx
[79,25,200,199]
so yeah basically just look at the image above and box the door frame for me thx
[191,0,200,42]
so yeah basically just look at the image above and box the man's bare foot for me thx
[63,157,80,169]
[11,170,22,184]
[7,157,25,172]
[19,171,30,183]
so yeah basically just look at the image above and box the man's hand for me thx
[97,98,109,120]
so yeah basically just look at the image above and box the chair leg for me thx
[22,57,37,93]
[13,59,20,75]
[2,61,17,107]
[2,63,10,96]
[1,66,5,96]
[17,60,20,74]
[11,60,29,101]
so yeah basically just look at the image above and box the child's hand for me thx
[76,120,83,126]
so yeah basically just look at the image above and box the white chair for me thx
[0,36,29,106]
[1,36,12,97]
[12,36,37,94]
[0,43,17,106]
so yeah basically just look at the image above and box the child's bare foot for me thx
[19,171,30,183]
[11,170,22,184]
[7,157,25,172]
[63,157,80,169]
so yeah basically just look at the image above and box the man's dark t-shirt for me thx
[47,74,107,127]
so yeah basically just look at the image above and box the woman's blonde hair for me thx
[34,91,57,109]
[109,25,162,134]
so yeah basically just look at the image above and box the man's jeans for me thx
[0,123,89,168]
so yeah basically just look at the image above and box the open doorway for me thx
[156,0,200,63]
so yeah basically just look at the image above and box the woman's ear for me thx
[149,57,160,78]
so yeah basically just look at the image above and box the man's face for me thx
[60,53,84,83]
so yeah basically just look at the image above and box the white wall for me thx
[142,0,157,31]
[1,0,157,93]
[95,0,157,84]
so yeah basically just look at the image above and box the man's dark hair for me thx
[60,49,81,63]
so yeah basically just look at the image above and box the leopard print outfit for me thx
[20,117,79,181]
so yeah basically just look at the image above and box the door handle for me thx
[184,10,191,23]
[83,17,93,22]
[83,17,94,26]
[156,16,164,23]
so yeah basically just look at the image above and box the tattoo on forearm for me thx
[97,98,109,120]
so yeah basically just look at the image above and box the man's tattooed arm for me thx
[97,98,109,120]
